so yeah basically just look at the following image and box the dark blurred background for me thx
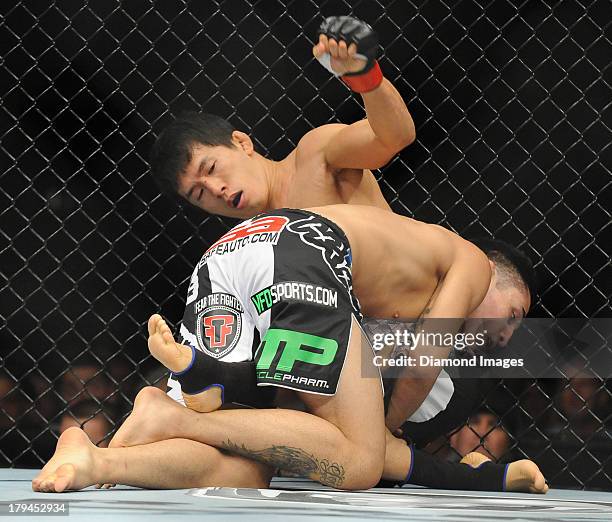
[1,0,610,489]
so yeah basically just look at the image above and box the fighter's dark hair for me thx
[150,112,235,199]
[471,238,537,301]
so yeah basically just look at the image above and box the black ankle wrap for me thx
[405,446,509,491]
[172,345,276,408]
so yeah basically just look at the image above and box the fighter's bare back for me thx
[305,204,491,320]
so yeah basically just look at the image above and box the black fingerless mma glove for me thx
[317,16,383,92]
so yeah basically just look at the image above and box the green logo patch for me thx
[256,328,338,372]
[251,287,274,314]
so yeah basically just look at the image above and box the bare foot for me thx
[148,314,222,413]
[107,386,184,449]
[96,387,180,490]
[506,459,549,494]
[148,314,193,373]
[32,428,97,493]
[460,451,491,468]
[460,452,548,494]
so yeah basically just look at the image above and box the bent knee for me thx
[356,457,384,490]
[335,452,383,490]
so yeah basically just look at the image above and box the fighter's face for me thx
[466,277,531,349]
[177,138,268,218]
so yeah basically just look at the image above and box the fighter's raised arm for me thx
[384,237,491,431]
[310,16,415,170]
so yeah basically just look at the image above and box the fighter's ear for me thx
[488,259,498,285]
[232,131,254,156]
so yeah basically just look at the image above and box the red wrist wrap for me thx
[341,61,383,93]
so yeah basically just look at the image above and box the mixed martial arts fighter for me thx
[148,15,544,491]
[33,17,546,494]
[33,204,546,494]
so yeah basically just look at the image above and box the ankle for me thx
[94,447,116,485]
[167,343,195,374]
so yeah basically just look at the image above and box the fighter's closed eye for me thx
[209,162,216,175]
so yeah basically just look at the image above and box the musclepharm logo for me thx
[257,328,338,373]
[251,281,338,315]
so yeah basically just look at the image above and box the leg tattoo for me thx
[222,439,346,488]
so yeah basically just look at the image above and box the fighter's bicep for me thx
[296,123,396,172]
[324,120,398,171]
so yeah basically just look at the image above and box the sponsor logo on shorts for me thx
[250,281,338,315]
[285,216,361,318]
[201,215,289,262]
[256,328,338,392]
[195,293,243,358]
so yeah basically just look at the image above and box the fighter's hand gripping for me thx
[313,16,383,93]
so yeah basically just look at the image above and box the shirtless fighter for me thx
[33,205,547,493]
[34,17,545,494]
[150,17,414,217]
[148,15,543,490]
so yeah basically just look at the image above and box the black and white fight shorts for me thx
[167,208,365,403]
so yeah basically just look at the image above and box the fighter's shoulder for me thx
[425,223,489,271]
[295,124,347,159]
[447,230,492,299]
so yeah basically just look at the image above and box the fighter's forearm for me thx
[176,407,356,488]
[384,341,454,431]
[362,78,415,150]
[385,377,431,431]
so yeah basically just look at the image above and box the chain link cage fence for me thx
[1,0,610,490]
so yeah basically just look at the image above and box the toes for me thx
[148,315,161,336]
[54,464,74,493]
[54,478,69,493]
[532,470,547,493]
[45,475,58,492]
[39,476,54,493]
[156,317,169,337]
[160,320,170,335]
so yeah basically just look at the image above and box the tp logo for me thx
[202,315,235,349]
[257,328,338,372]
